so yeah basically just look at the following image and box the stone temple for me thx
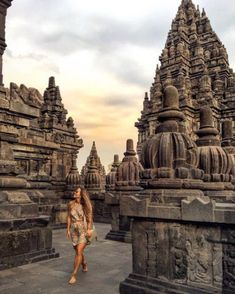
[119,0,235,293]
[0,0,235,293]
[135,0,235,157]
[0,0,82,269]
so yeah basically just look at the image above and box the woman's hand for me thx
[66,229,71,239]
[86,229,92,238]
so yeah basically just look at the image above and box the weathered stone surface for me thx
[0,0,60,270]
[181,197,215,222]
[120,215,235,294]
[89,192,112,223]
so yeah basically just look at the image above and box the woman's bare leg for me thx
[82,253,88,272]
[69,243,87,284]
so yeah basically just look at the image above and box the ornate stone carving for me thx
[66,152,80,190]
[196,107,232,183]
[10,82,42,108]
[140,85,203,185]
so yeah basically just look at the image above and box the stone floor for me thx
[0,223,132,294]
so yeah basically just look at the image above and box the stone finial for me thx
[164,70,172,87]
[143,92,149,112]
[157,85,185,133]
[202,8,206,17]
[155,64,159,74]
[163,85,179,108]
[90,141,98,157]
[48,76,55,88]
[196,107,219,146]
[124,139,136,156]
[106,154,120,191]
[200,107,213,128]
[154,68,160,83]
[196,108,232,183]
[113,154,120,167]
[66,117,74,128]
[66,153,80,188]
[55,86,61,101]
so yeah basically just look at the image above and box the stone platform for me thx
[0,223,132,294]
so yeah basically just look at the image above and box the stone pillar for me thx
[0,0,12,85]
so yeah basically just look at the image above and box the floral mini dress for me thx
[70,203,88,246]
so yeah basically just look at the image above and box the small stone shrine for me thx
[105,139,143,243]
[81,142,110,223]
[120,1,235,293]
[81,141,106,189]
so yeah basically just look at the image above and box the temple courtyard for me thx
[0,223,131,294]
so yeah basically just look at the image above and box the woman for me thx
[66,187,93,284]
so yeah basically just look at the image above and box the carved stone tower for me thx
[136,0,235,157]
[81,141,106,190]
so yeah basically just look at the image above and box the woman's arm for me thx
[66,203,71,238]
[86,208,93,230]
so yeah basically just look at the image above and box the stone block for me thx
[181,197,215,222]
[105,192,119,205]
[2,191,32,204]
[120,196,149,217]
[0,177,27,188]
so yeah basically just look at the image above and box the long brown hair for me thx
[75,187,93,224]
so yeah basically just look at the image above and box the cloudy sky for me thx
[4,0,235,171]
